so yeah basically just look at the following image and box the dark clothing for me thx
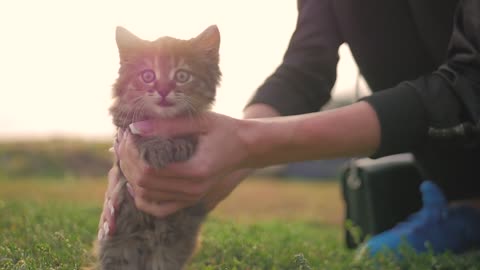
[248,0,480,200]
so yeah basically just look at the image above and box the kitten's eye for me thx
[174,69,192,84]
[141,69,156,83]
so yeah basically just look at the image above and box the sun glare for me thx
[0,1,358,139]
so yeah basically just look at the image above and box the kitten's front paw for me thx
[139,139,173,169]
[137,137,196,170]
[171,137,196,163]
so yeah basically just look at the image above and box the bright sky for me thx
[0,0,363,139]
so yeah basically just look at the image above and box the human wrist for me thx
[236,103,283,168]
[236,116,290,169]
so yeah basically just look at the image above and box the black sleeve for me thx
[246,0,343,116]
[363,0,480,158]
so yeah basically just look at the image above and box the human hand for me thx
[118,112,253,217]
[98,105,279,235]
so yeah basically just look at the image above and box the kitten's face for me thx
[111,26,221,126]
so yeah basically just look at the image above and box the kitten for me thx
[97,25,221,270]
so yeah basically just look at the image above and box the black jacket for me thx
[248,0,480,158]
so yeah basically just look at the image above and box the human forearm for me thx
[243,103,281,119]
[239,101,381,168]
[123,102,378,215]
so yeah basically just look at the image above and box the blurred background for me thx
[0,0,371,181]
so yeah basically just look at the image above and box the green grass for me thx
[191,219,342,269]
[1,199,344,270]
[0,200,98,269]
[1,181,480,269]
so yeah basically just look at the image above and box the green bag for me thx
[341,154,423,248]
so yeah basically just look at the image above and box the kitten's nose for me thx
[155,81,176,97]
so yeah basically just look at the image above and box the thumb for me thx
[129,115,209,137]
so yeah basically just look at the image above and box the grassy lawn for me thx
[1,178,479,269]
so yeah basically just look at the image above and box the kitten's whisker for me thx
[186,96,212,131]
[185,104,195,127]
[123,106,136,128]
[133,100,146,123]
[183,97,205,132]
[121,98,144,127]
[115,97,143,128]
[138,102,147,122]
[132,102,140,123]
[117,107,130,127]
[186,97,200,116]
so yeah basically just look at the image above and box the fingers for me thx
[155,158,203,178]
[129,114,211,137]
[117,132,207,193]
[113,122,215,218]
[132,185,204,203]
[125,170,208,204]
[118,129,139,161]
[134,197,188,218]
[118,130,147,183]
[120,116,220,180]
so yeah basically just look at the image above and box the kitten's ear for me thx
[194,25,220,61]
[115,26,143,62]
